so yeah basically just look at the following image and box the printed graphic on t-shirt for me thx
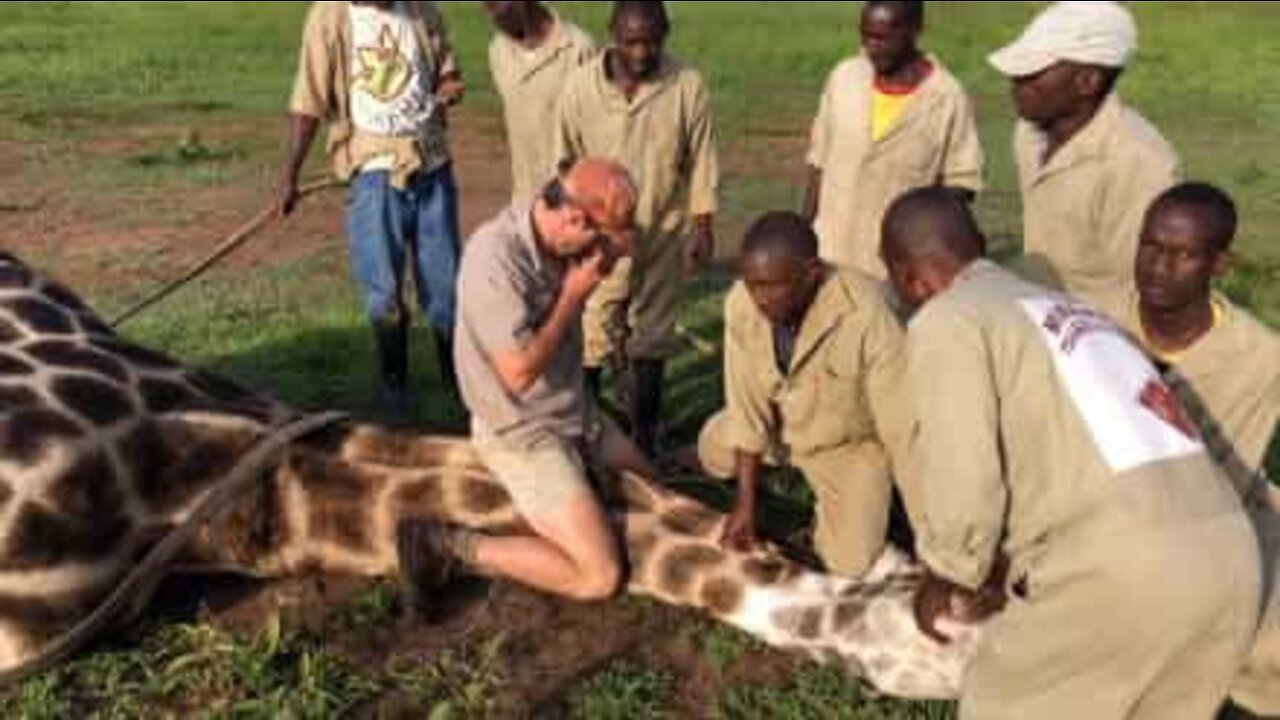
[1021,298,1204,473]
[349,4,435,138]
[356,26,412,101]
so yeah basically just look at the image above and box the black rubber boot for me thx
[395,517,460,625]
[585,366,603,401]
[373,317,412,423]
[432,326,460,403]
[628,359,665,458]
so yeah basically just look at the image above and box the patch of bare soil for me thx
[0,108,513,296]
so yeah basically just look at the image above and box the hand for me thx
[562,249,607,306]
[276,177,300,219]
[719,501,757,553]
[684,227,713,279]
[436,76,465,107]
[912,571,959,645]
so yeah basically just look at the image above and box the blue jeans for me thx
[345,164,459,329]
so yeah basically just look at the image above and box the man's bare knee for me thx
[566,555,623,600]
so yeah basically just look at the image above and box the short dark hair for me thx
[864,0,925,27]
[1151,182,1238,253]
[742,211,819,262]
[881,186,985,265]
[610,1,670,35]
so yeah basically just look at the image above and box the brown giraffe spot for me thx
[189,473,292,568]
[297,452,381,554]
[0,409,84,465]
[741,557,800,587]
[392,478,448,517]
[658,544,726,598]
[1,498,130,571]
[700,577,744,616]
[50,375,135,427]
[138,377,224,416]
[774,606,826,641]
[25,341,129,384]
[47,451,128,521]
[122,421,258,516]
[0,591,100,648]
[89,338,178,371]
[0,385,39,410]
[0,261,34,289]
[37,281,90,314]
[460,478,509,516]
[0,352,34,376]
[0,477,13,509]
[1,298,75,336]
[0,318,23,345]
[186,370,260,405]
[75,313,114,338]
[658,504,721,538]
[832,598,869,632]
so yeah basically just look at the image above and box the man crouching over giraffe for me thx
[397,158,656,605]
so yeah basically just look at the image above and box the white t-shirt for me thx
[349,2,436,169]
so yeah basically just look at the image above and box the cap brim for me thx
[988,42,1057,78]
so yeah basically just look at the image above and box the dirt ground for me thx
[0,107,818,716]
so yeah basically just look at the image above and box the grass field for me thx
[1,2,1278,717]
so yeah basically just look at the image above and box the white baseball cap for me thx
[989,1,1137,78]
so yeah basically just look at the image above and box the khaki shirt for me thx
[555,53,719,243]
[808,54,984,279]
[1014,93,1180,318]
[1125,293,1280,497]
[489,14,596,203]
[454,202,586,448]
[289,1,457,187]
[720,269,912,465]
[907,260,1242,589]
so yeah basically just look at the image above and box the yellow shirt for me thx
[1138,298,1225,365]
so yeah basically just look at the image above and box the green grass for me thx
[718,665,956,720]
[566,662,676,720]
[1,3,1278,717]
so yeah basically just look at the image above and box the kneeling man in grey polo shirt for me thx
[399,158,654,604]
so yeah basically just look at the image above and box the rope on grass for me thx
[109,178,343,328]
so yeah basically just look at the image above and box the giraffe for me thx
[0,250,980,698]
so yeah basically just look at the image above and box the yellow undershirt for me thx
[1141,298,1225,365]
[871,89,912,142]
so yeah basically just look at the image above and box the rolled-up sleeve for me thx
[721,288,772,455]
[684,72,720,218]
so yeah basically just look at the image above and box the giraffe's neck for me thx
[0,252,978,699]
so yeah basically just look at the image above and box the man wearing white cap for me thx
[990,1,1179,320]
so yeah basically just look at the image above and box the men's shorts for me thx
[470,413,627,516]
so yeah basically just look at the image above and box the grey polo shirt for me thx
[455,202,587,447]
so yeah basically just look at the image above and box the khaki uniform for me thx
[807,54,984,279]
[289,1,456,188]
[1126,295,1280,715]
[697,270,914,577]
[1014,94,1179,319]
[908,261,1259,720]
[555,54,719,364]
[489,14,595,203]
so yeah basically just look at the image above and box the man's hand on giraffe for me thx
[913,571,961,645]
[720,501,757,553]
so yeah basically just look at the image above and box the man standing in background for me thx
[555,0,719,458]
[483,0,596,203]
[804,0,983,280]
[990,1,1179,319]
[278,1,466,421]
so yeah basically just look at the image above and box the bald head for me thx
[560,158,638,235]
[881,187,985,266]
